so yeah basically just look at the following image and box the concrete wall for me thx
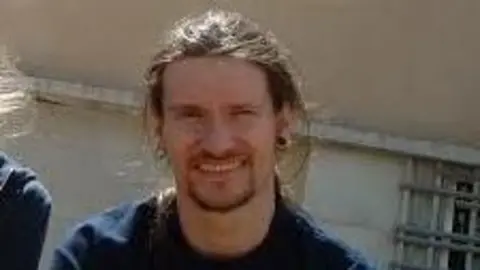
[5,100,408,269]
[5,102,164,270]
[1,0,480,147]
[304,142,405,266]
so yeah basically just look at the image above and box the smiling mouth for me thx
[196,158,245,173]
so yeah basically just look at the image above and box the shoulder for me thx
[286,203,375,270]
[0,153,52,269]
[0,152,51,212]
[52,197,154,269]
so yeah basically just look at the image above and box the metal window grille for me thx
[392,158,480,270]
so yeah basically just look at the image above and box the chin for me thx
[190,189,255,213]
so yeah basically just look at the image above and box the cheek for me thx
[247,121,277,159]
[164,133,195,190]
[162,124,195,169]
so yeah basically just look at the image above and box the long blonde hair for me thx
[0,46,33,137]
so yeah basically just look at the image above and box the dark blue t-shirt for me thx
[51,194,374,270]
[0,152,52,270]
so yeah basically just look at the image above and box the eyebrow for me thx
[166,104,202,112]
[167,103,263,112]
[230,104,262,110]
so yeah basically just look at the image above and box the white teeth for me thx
[198,160,242,172]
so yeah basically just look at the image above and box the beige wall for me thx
[304,142,404,265]
[1,0,479,147]
[5,102,164,270]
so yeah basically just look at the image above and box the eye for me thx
[176,108,203,119]
[232,109,256,116]
[182,111,202,118]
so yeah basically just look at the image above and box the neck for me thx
[177,182,276,258]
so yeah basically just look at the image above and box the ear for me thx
[276,105,297,140]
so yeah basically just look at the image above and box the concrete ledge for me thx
[30,76,144,108]
[30,76,480,166]
[311,123,480,166]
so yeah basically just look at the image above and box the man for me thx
[0,48,52,270]
[51,9,373,269]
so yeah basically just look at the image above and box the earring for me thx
[276,135,291,150]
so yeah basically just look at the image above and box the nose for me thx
[200,119,235,157]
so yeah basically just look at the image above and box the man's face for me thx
[160,56,284,213]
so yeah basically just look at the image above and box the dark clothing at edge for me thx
[0,152,52,270]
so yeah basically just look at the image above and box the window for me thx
[392,158,480,270]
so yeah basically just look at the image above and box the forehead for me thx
[162,56,270,107]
